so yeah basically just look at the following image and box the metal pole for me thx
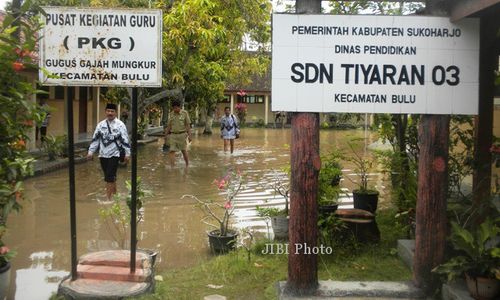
[130,88,138,272]
[67,86,77,281]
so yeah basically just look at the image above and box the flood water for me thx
[6,128,384,299]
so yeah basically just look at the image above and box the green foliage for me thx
[328,113,363,129]
[259,169,290,215]
[448,116,475,199]
[159,0,271,113]
[254,118,266,128]
[0,0,44,266]
[137,118,148,138]
[318,213,349,249]
[255,206,284,218]
[138,209,411,300]
[434,218,500,281]
[344,141,377,194]
[327,0,423,16]
[98,178,151,249]
[377,149,417,238]
[0,225,17,266]
[318,151,343,205]
[42,134,66,160]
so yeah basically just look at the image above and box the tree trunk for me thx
[413,115,449,293]
[122,88,183,130]
[203,106,214,135]
[285,112,320,296]
[160,99,170,128]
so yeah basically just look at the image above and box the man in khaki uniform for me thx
[165,100,192,167]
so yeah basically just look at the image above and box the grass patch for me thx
[140,209,411,300]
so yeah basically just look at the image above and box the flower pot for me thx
[0,262,11,300]
[353,190,379,214]
[207,230,238,254]
[466,273,500,300]
[271,215,289,240]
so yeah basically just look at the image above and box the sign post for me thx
[39,7,162,278]
[272,9,479,296]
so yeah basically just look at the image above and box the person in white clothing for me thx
[87,103,131,200]
[220,106,240,154]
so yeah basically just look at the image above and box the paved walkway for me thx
[30,132,158,178]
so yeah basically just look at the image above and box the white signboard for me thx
[272,14,479,115]
[39,7,162,87]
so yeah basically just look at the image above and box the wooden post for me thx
[413,115,449,292]
[286,113,321,295]
[413,0,450,292]
[285,1,321,296]
[472,16,498,206]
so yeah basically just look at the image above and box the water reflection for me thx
[6,128,381,298]
[15,252,68,300]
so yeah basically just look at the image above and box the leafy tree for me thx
[157,0,271,133]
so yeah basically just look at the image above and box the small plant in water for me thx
[98,178,151,249]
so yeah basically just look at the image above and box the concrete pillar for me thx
[49,86,55,99]
[27,79,37,151]
[91,87,98,128]
[230,93,234,114]
[265,95,269,125]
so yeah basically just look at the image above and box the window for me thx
[55,86,65,99]
[241,94,264,104]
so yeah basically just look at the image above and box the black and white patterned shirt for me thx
[88,118,131,158]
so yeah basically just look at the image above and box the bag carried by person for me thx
[106,120,126,162]
[231,115,240,139]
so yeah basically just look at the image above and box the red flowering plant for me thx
[490,137,500,168]
[183,170,243,236]
[235,91,248,126]
[0,227,16,268]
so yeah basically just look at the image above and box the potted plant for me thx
[0,226,16,298]
[434,218,500,300]
[345,143,379,213]
[256,170,290,240]
[42,134,66,161]
[183,170,243,253]
[318,151,343,214]
[256,206,288,240]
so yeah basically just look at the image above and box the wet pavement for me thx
[6,128,385,299]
